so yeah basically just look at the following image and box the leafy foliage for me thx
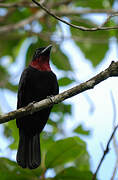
[45,136,86,168]
[55,167,94,180]
[0,157,43,180]
[51,48,72,71]
[74,124,90,136]
[58,77,74,86]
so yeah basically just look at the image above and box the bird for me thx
[16,45,59,169]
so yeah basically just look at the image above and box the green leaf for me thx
[47,119,58,127]
[40,131,55,152]
[45,136,86,168]
[74,124,90,136]
[40,16,57,33]
[0,33,24,59]
[58,77,74,86]
[5,82,18,92]
[4,121,18,150]
[13,38,26,58]
[75,151,90,171]
[0,157,43,180]
[78,41,109,67]
[52,103,71,114]
[0,66,18,92]
[73,0,110,8]
[55,167,94,180]
[4,8,31,24]
[51,48,72,71]
[0,65,9,83]
[5,0,19,2]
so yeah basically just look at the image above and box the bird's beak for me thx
[40,45,52,55]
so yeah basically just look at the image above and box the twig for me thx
[0,0,46,8]
[0,61,118,124]
[100,15,113,27]
[32,0,118,31]
[92,124,118,180]
[26,31,109,44]
[0,1,118,16]
[99,14,117,28]
[0,2,36,8]
[54,9,118,16]
[110,92,118,180]
[0,0,71,8]
[0,10,45,33]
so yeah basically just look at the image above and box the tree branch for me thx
[92,124,118,180]
[0,2,36,8]
[99,14,118,28]
[32,0,118,31]
[0,10,45,33]
[0,2,118,16]
[0,0,71,8]
[0,61,118,124]
[54,9,118,16]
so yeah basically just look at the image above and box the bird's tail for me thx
[16,130,41,169]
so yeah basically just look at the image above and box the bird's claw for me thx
[47,95,54,103]
[26,101,36,112]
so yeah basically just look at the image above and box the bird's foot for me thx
[47,95,54,104]
[26,101,36,114]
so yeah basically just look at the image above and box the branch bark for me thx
[0,61,118,124]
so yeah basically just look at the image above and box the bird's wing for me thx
[17,68,31,109]
[53,76,59,95]
[50,72,59,96]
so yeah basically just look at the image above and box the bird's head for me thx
[30,45,52,71]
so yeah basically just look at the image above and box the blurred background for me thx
[0,0,118,180]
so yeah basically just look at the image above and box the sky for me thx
[0,10,118,180]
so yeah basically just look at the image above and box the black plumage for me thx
[16,45,59,169]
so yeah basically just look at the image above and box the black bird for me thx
[16,45,59,169]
